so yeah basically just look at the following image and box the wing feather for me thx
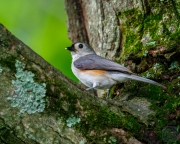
[73,54,132,74]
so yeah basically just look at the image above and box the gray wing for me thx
[73,54,132,74]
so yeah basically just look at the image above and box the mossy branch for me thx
[64,0,180,143]
[0,0,180,143]
[0,24,146,143]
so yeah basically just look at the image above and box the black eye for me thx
[78,44,83,48]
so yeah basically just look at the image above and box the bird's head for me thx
[66,42,95,59]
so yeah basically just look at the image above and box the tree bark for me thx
[0,0,180,144]
[65,0,180,143]
[0,24,143,144]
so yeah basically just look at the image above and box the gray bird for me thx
[66,42,166,99]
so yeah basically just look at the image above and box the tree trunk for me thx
[65,0,180,143]
[0,0,180,144]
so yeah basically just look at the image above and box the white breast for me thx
[71,64,116,90]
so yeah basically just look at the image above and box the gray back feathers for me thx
[73,54,132,74]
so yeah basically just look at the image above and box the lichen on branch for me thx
[7,60,46,114]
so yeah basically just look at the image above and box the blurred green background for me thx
[0,0,78,81]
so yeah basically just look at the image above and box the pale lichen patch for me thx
[0,65,2,73]
[7,60,46,114]
[66,116,81,127]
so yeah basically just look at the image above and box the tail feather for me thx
[115,73,167,91]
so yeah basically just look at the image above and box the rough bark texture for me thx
[65,0,180,143]
[0,25,144,144]
[0,0,180,144]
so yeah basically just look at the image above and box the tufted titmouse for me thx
[66,42,166,98]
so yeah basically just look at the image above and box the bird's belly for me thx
[72,66,116,89]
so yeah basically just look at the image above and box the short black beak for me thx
[66,44,75,51]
